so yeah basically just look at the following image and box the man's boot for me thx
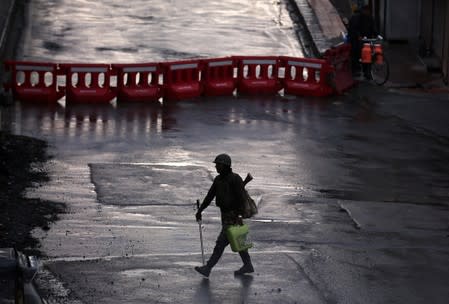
[194,265,211,277]
[195,233,226,277]
[234,263,254,275]
[235,250,254,275]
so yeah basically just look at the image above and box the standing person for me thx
[194,153,254,277]
[348,5,378,78]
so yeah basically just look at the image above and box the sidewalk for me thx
[303,0,449,93]
[290,0,346,55]
[384,41,449,93]
[301,0,449,140]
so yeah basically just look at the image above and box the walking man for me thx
[194,153,254,277]
[348,5,378,77]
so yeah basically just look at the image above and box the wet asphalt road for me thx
[3,93,449,303]
[19,0,303,62]
[2,0,449,303]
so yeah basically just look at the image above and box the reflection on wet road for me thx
[4,97,449,206]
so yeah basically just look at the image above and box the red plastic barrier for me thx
[202,57,236,96]
[112,63,161,103]
[4,55,348,104]
[3,61,65,103]
[161,60,202,101]
[235,56,282,95]
[323,43,355,94]
[280,57,334,97]
[60,63,116,104]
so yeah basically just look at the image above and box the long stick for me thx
[196,199,205,265]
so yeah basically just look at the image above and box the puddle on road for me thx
[120,268,167,278]
[89,163,211,206]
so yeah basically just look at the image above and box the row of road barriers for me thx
[3,45,355,104]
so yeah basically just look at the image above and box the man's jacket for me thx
[200,169,246,224]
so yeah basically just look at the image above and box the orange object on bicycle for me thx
[374,44,384,64]
[361,43,372,63]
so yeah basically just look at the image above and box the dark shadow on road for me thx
[192,275,253,303]
[193,278,211,303]
[236,274,254,303]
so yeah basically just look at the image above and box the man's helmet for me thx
[213,153,231,167]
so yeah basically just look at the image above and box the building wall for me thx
[375,0,386,36]
[384,0,421,40]
[443,1,449,82]
[419,0,448,77]
[420,0,433,55]
[433,0,446,59]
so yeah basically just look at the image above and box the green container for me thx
[226,224,253,252]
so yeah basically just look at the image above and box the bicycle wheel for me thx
[370,54,389,85]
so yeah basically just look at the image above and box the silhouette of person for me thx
[348,5,378,77]
[194,154,254,278]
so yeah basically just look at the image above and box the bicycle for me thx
[360,36,390,85]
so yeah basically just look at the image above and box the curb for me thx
[0,0,23,105]
[286,0,345,57]
[286,0,320,58]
